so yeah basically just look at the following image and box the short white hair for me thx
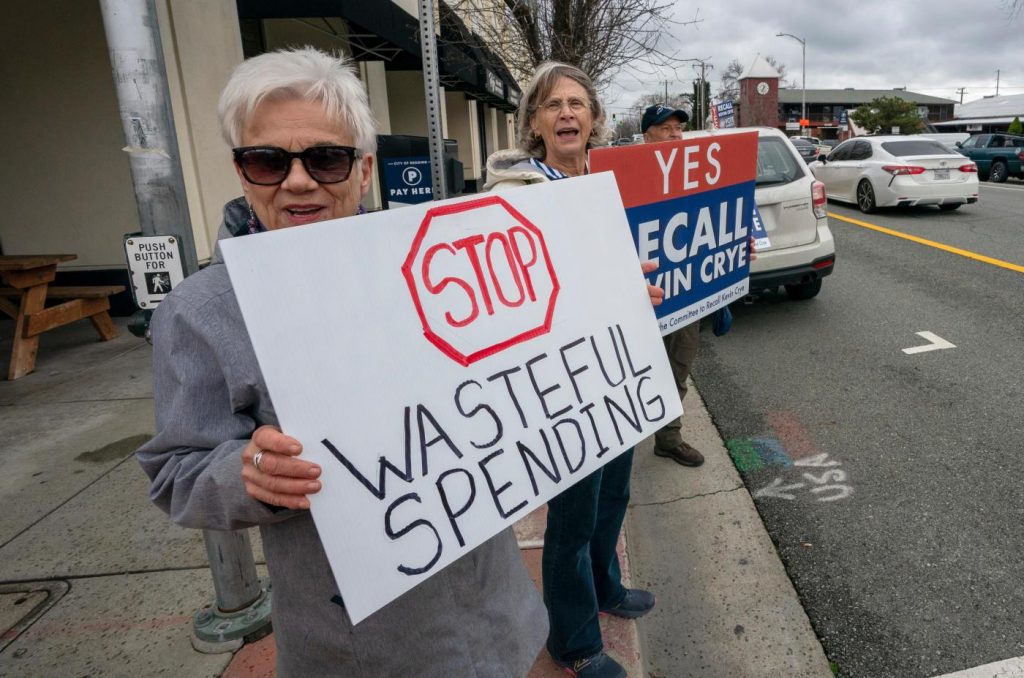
[218,47,377,154]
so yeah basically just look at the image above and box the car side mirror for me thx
[819,155,827,164]
[955,141,962,147]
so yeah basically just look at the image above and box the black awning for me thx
[438,3,519,112]
[236,0,520,111]
[237,0,422,68]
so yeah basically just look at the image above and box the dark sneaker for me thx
[552,650,627,678]
[654,440,705,467]
[600,588,655,619]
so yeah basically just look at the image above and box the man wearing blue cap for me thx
[640,104,706,468]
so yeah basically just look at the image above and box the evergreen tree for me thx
[850,96,925,135]
[1007,116,1023,136]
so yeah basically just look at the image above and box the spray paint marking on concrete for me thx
[728,410,853,503]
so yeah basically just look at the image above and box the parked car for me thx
[790,137,819,163]
[954,133,1024,182]
[613,137,632,146]
[812,136,979,213]
[791,135,831,158]
[686,127,835,300]
[918,132,970,150]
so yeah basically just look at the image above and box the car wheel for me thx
[938,203,961,211]
[784,279,822,300]
[856,180,877,213]
[989,160,1008,183]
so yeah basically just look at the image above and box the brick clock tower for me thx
[738,55,780,128]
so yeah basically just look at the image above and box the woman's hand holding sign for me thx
[642,260,665,306]
[242,424,322,510]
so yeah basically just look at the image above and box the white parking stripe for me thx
[979,183,1024,191]
[931,656,1024,677]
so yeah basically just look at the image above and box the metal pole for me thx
[99,0,270,652]
[777,33,806,135]
[99,0,198,276]
[203,530,263,613]
[801,40,806,135]
[418,0,448,200]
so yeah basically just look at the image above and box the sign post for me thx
[123,234,186,309]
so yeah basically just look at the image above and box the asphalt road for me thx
[691,180,1024,678]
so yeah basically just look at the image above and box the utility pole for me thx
[99,0,270,653]
[996,69,1001,96]
[777,33,807,136]
[693,59,713,129]
[664,80,669,102]
[956,87,967,104]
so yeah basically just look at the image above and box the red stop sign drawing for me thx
[402,195,560,366]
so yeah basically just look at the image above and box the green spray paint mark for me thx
[726,438,795,474]
[727,439,764,473]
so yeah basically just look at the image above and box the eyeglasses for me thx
[538,97,590,115]
[232,145,361,185]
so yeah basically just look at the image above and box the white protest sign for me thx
[221,172,681,624]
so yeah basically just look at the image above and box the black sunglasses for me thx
[232,145,361,185]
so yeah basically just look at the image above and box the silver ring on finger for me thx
[252,449,265,473]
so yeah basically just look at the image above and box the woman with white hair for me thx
[137,47,547,676]
[485,62,661,678]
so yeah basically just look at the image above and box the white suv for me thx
[685,127,835,300]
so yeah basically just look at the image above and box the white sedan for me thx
[812,136,980,213]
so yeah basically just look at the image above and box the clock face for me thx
[756,82,770,95]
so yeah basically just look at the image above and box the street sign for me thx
[382,156,434,207]
[786,121,800,131]
[123,234,185,309]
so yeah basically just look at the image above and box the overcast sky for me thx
[603,0,1023,112]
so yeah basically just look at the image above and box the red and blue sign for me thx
[590,131,759,334]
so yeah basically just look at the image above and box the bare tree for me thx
[445,0,694,91]
[716,58,744,102]
[716,54,795,102]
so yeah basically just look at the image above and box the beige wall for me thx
[160,0,244,261]
[387,72,430,137]
[360,60,392,211]
[0,0,243,268]
[0,1,140,269]
[505,113,517,150]
[444,92,481,180]
[483,105,500,155]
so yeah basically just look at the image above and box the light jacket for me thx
[483,149,551,191]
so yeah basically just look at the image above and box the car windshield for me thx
[880,140,956,156]
[757,136,805,186]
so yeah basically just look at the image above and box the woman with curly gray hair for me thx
[485,61,658,678]
[485,61,611,187]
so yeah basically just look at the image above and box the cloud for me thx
[605,0,1023,110]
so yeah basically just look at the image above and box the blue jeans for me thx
[542,449,634,662]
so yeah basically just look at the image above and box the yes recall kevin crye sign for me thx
[221,173,680,624]
[590,130,759,334]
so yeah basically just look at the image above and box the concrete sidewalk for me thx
[0,317,829,677]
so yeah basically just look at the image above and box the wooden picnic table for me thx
[0,254,123,380]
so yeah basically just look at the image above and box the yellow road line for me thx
[828,212,1024,274]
